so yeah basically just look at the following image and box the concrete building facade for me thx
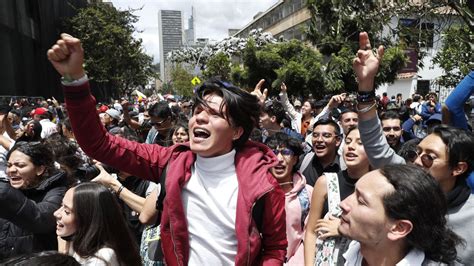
[234,0,309,40]
[158,10,184,83]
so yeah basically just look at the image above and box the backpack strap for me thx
[324,172,341,216]
[299,152,315,173]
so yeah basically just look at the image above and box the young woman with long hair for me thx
[54,182,141,266]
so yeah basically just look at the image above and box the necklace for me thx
[279,181,293,186]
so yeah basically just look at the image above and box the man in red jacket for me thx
[47,34,287,265]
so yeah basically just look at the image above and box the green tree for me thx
[67,4,155,99]
[203,52,232,81]
[233,39,325,97]
[306,0,408,92]
[433,24,473,88]
[170,65,194,97]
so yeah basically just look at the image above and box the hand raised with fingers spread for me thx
[353,32,384,91]
[280,82,287,93]
[251,79,268,105]
[47,33,85,80]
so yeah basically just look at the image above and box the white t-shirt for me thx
[343,241,426,266]
[182,149,239,265]
[39,119,58,139]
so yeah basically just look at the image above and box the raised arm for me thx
[444,71,474,130]
[47,34,169,181]
[121,100,141,130]
[353,32,405,168]
[278,83,299,120]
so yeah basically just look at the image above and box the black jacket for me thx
[0,172,68,259]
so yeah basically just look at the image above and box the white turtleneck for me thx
[182,149,239,265]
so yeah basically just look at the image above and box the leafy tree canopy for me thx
[170,65,194,97]
[433,24,473,88]
[67,4,155,97]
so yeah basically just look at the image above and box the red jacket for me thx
[63,82,287,265]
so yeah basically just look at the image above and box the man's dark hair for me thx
[7,141,57,178]
[380,164,463,263]
[380,110,400,121]
[265,132,304,171]
[339,108,357,121]
[313,118,341,136]
[432,126,474,180]
[263,100,286,124]
[193,78,261,148]
[265,132,304,157]
[148,101,172,119]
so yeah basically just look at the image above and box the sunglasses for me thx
[150,117,169,127]
[406,150,435,168]
[272,148,294,156]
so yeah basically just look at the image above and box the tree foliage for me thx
[234,39,326,98]
[306,0,408,91]
[433,24,473,88]
[202,52,232,81]
[67,4,155,97]
[170,65,194,97]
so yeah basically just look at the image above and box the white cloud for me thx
[110,0,278,63]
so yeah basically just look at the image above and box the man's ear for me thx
[335,135,342,147]
[387,219,413,241]
[451,161,468,178]
[270,115,277,124]
[233,127,244,141]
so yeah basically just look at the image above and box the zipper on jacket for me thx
[247,186,274,266]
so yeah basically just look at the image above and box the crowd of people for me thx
[0,31,472,265]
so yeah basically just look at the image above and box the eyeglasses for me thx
[312,132,337,140]
[272,148,294,156]
[406,150,435,168]
[382,126,401,132]
[150,117,169,127]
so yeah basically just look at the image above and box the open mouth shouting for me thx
[192,127,211,143]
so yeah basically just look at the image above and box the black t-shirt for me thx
[302,154,340,187]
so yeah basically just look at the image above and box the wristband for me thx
[356,102,377,113]
[357,91,376,103]
[61,74,88,86]
[116,185,125,197]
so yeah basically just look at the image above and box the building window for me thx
[399,18,434,49]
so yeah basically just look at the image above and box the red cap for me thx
[98,105,109,113]
[33,107,47,116]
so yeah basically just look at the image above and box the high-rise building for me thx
[158,10,183,82]
[184,7,195,46]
